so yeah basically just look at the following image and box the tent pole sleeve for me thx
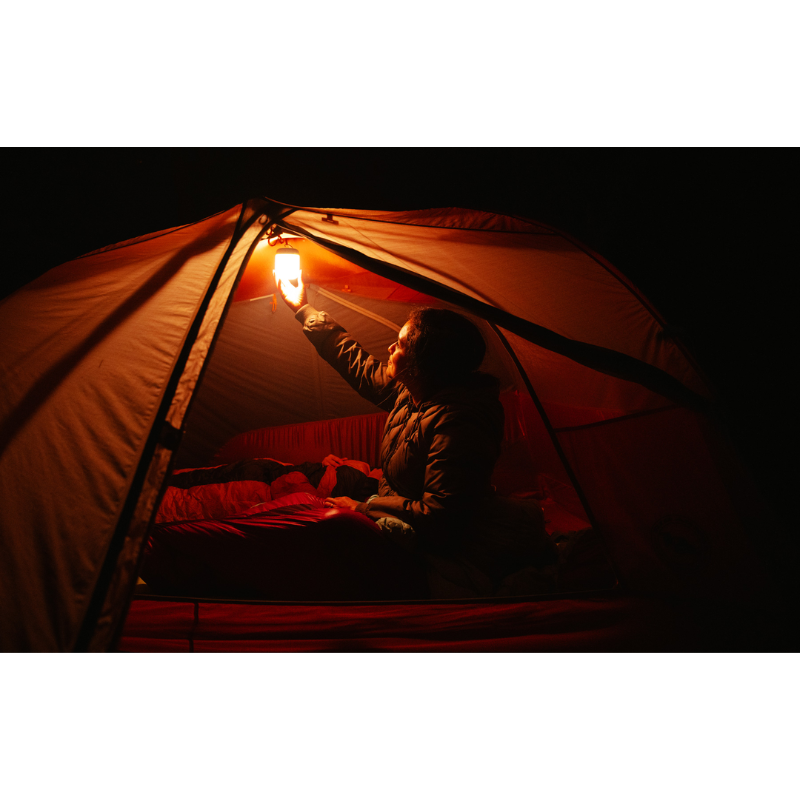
[73,201,272,651]
[165,207,291,436]
[278,222,715,416]
[104,208,285,653]
[489,323,622,591]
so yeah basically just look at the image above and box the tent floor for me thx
[121,500,791,652]
[118,587,789,652]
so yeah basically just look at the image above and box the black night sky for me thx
[3,147,795,549]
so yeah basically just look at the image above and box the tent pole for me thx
[74,200,280,651]
[278,221,714,416]
[314,286,401,333]
[489,323,621,591]
[105,207,287,653]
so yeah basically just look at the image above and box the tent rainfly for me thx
[0,198,769,651]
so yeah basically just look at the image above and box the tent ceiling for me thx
[273,206,712,405]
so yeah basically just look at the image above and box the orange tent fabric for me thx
[0,199,769,651]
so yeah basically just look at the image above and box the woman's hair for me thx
[404,308,486,391]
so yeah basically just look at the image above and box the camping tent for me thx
[0,198,769,651]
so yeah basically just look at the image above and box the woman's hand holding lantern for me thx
[275,269,307,313]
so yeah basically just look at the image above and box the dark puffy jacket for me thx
[297,305,504,557]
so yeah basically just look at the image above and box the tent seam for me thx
[552,404,679,433]
[189,601,199,652]
[267,197,560,235]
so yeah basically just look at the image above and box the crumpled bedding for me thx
[143,457,613,602]
[156,457,380,525]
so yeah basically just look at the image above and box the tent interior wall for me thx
[0,198,774,651]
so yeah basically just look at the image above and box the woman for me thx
[277,270,555,598]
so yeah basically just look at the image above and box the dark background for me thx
[3,147,794,542]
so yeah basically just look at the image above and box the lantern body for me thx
[274,247,300,284]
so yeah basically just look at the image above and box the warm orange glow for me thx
[233,235,438,304]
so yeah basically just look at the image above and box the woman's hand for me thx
[322,454,349,467]
[275,270,307,313]
[324,496,360,511]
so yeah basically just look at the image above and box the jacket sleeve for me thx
[295,304,398,411]
[360,408,500,552]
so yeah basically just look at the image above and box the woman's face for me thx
[387,322,412,381]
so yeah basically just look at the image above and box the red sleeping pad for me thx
[140,493,429,601]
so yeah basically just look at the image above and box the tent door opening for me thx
[134,229,619,604]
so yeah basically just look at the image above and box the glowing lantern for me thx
[274,246,300,284]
